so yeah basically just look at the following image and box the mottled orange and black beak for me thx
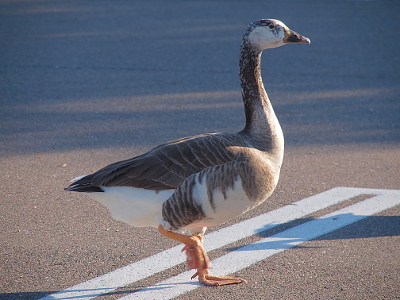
[283,28,310,44]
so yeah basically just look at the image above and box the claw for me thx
[190,270,199,280]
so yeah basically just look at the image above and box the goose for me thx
[66,19,310,286]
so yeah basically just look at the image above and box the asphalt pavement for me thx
[1,1,399,299]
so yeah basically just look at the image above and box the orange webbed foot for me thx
[158,225,246,286]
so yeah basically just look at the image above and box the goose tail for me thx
[65,174,104,193]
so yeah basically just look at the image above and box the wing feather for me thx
[67,133,246,192]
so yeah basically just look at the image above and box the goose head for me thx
[245,19,310,51]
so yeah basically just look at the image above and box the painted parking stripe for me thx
[121,189,400,300]
[40,187,400,300]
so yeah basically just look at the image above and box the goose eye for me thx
[269,24,275,29]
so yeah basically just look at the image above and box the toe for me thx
[198,274,246,286]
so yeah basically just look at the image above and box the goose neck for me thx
[239,41,284,156]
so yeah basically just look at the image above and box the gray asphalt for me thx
[1,1,399,299]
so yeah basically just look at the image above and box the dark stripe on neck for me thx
[239,41,265,133]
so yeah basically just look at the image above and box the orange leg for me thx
[158,225,246,286]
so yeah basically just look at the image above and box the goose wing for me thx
[66,133,242,192]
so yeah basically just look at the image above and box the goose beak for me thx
[283,28,310,44]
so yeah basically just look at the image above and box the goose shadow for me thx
[0,281,198,300]
[0,291,56,300]
[227,214,400,252]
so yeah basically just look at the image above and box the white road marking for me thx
[40,187,400,300]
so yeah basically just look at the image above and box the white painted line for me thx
[40,187,400,300]
[121,189,400,300]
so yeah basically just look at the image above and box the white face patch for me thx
[247,22,286,50]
